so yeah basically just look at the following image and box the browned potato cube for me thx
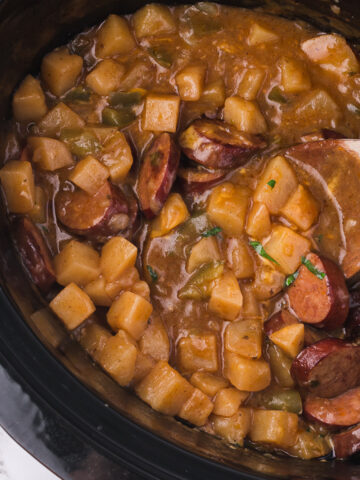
[100,131,133,183]
[132,352,156,384]
[37,102,85,137]
[190,372,229,397]
[30,308,67,349]
[49,282,95,330]
[28,137,73,171]
[226,237,254,279]
[142,93,180,133]
[178,332,219,373]
[176,65,206,102]
[237,68,265,101]
[224,319,262,358]
[248,23,279,46]
[100,236,138,282]
[0,160,35,213]
[280,185,319,231]
[187,236,221,273]
[241,285,262,319]
[105,266,140,300]
[212,408,252,445]
[246,201,271,239]
[133,4,176,38]
[135,360,193,415]
[252,263,285,300]
[12,75,47,122]
[79,322,112,362]
[139,316,170,362]
[225,352,271,391]
[98,330,138,386]
[96,15,136,58]
[269,323,304,358]
[84,276,112,307]
[209,271,243,321]
[29,186,47,223]
[250,410,298,448]
[86,60,125,96]
[200,79,225,107]
[178,388,214,426]
[107,291,153,340]
[224,96,267,134]
[130,280,150,301]
[279,57,311,94]
[151,193,189,238]
[69,156,109,195]
[54,239,100,287]
[41,47,83,97]
[213,388,248,417]
[294,89,341,128]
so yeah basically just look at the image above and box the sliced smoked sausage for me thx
[177,167,226,194]
[264,310,299,336]
[333,424,360,458]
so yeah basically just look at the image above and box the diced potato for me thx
[213,388,248,417]
[84,276,112,307]
[86,60,125,96]
[237,68,265,101]
[250,409,298,448]
[142,93,180,132]
[294,89,341,127]
[133,4,176,38]
[253,156,298,214]
[31,308,67,349]
[131,280,151,301]
[175,64,206,102]
[98,329,138,386]
[135,360,193,415]
[248,23,279,46]
[139,316,170,362]
[225,352,271,391]
[86,126,118,144]
[151,193,189,238]
[286,428,331,460]
[252,263,285,300]
[105,266,140,300]
[54,240,100,287]
[279,57,311,94]
[207,182,250,236]
[41,47,83,97]
[100,131,133,183]
[100,236,138,282]
[178,388,214,427]
[37,102,85,137]
[79,322,112,361]
[246,202,271,239]
[49,282,95,330]
[224,319,262,359]
[119,60,154,91]
[96,15,136,58]
[0,160,35,213]
[224,96,267,134]
[69,155,109,195]
[187,236,221,273]
[209,271,243,321]
[29,186,47,223]
[212,408,252,445]
[200,79,226,107]
[269,323,304,358]
[280,185,319,231]
[226,237,254,279]
[178,332,219,373]
[190,372,229,397]
[301,34,359,76]
[264,225,311,274]
[242,285,262,319]
[12,75,47,122]
[132,352,156,384]
[28,136,73,171]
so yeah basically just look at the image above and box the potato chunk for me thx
[96,15,136,58]
[294,89,341,128]
[105,266,140,300]
[133,4,176,38]
[250,410,298,448]
[269,323,304,358]
[41,47,83,97]
[246,202,271,239]
[99,330,138,386]
[279,57,311,94]
[225,352,271,391]
[252,263,285,300]
[248,23,279,46]
[54,240,100,287]
[151,193,189,238]
[0,160,35,213]
[69,155,109,195]
[135,360,193,415]
[212,408,252,446]
[79,322,112,361]
[242,285,262,319]
[237,68,265,101]
[226,237,254,279]
[13,75,47,122]
[100,236,138,282]
[37,102,85,137]
[142,93,180,132]
[213,388,248,417]
[29,186,47,223]
[28,137,73,171]
[179,388,214,426]
[84,276,112,307]
[176,65,206,102]
[132,352,156,384]
[86,60,125,96]
[280,185,319,231]
[224,96,267,134]
[190,372,229,397]
[178,332,219,373]
[139,316,170,362]
[49,282,95,330]
[264,225,311,274]
[209,271,243,321]
[100,131,133,183]
[224,319,262,358]
[107,291,153,340]
[201,80,226,107]
[187,236,221,273]
[207,182,249,236]
[253,156,298,214]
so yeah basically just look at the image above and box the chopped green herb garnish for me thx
[150,151,162,166]
[146,265,158,282]
[201,226,222,237]
[301,256,325,279]
[267,179,276,189]
[268,86,287,104]
[249,241,279,265]
[315,234,323,243]
[284,271,299,287]
[41,226,49,234]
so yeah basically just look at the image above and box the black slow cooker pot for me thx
[1,1,360,478]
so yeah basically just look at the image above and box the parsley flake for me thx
[249,241,279,265]
[284,271,299,287]
[267,179,276,189]
[146,265,158,282]
[201,226,222,237]
[301,256,326,279]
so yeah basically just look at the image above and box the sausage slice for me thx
[177,167,226,194]
[291,338,360,398]
[264,310,299,337]
[288,252,349,330]
[137,132,180,219]
[333,424,360,458]
[13,217,55,293]
[179,119,266,169]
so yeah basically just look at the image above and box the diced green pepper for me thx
[190,13,221,36]
[102,107,136,128]
[109,90,145,108]
[178,261,224,300]
[256,388,303,414]
[268,86,287,104]
[64,86,91,103]
[148,46,173,68]
[267,342,295,388]
[60,128,101,157]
